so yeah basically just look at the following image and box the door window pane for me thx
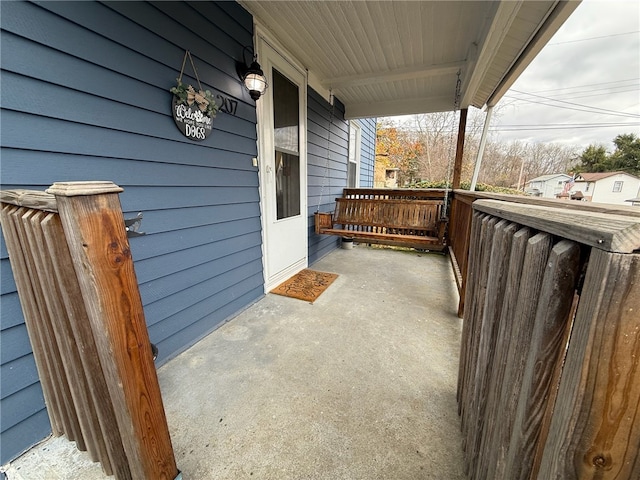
[275,151,300,219]
[273,69,300,219]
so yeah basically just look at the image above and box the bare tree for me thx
[380,106,578,188]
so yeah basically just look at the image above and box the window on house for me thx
[613,181,623,192]
[347,121,361,188]
[585,183,590,192]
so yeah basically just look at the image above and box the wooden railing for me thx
[447,192,474,316]
[448,190,640,317]
[455,197,640,479]
[0,183,179,480]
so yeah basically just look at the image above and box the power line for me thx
[547,30,640,45]
[524,78,640,95]
[508,89,640,118]
[549,88,640,102]
[492,123,640,132]
[502,80,640,105]
[497,122,638,128]
[510,88,640,117]
[506,86,639,104]
[526,84,639,98]
[523,78,640,95]
[502,95,640,119]
[385,121,640,134]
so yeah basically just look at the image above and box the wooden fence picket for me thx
[1,183,179,480]
[457,198,640,479]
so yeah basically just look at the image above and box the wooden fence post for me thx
[46,181,178,480]
[503,240,581,479]
[536,249,640,479]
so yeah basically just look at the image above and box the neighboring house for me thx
[384,169,401,188]
[0,0,579,464]
[525,174,572,198]
[373,166,400,188]
[571,172,640,205]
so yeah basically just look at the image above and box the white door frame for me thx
[255,27,309,291]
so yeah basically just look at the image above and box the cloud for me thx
[494,0,640,151]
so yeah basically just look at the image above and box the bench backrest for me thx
[333,198,443,234]
[0,183,178,480]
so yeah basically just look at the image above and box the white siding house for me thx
[525,174,572,198]
[572,172,640,205]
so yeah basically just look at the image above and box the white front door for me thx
[257,36,308,291]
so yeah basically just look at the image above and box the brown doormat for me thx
[270,269,339,303]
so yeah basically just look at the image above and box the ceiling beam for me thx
[324,61,465,89]
[344,95,453,119]
[459,0,523,109]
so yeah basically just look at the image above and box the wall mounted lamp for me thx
[237,46,268,101]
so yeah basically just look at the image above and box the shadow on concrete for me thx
[3,246,465,480]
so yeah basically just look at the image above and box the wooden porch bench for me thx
[315,197,446,250]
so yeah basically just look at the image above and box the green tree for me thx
[575,144,609,172]
[609,133,640,176]
[575,133,640,176]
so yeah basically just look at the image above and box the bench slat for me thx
[320,228,445,251]
[316,195,446,250]
[333,198,443,233]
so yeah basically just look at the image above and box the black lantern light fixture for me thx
[237,46,268,101]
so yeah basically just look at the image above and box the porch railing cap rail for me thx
[0,189,58,212]
[454,189,640,218]
[473,199,640,253]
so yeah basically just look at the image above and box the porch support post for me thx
[470,106,494,191]
[452,108,468,190]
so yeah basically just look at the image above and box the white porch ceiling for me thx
[238,1,580,119]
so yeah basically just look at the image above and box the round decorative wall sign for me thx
[170,51,219,142]
[171,86,215,141]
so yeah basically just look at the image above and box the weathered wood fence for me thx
[448,190,640,317]
[0,182,179,480]
[457,198,640,479]
[448,192,474,316]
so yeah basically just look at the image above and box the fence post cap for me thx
[46,181,124,197]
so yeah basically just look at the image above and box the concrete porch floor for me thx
[3,246,465,479]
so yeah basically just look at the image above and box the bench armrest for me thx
[314,211,334,234]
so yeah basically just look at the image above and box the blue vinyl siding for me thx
[306,90,376,264]
[0,0,262,464]
[358,118,376,187]
[307,88,349,265]
[0,409,52,465]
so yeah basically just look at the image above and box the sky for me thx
[492,0,640,151]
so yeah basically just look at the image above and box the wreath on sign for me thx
[170,80,219,119]
[170,50,219,141]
